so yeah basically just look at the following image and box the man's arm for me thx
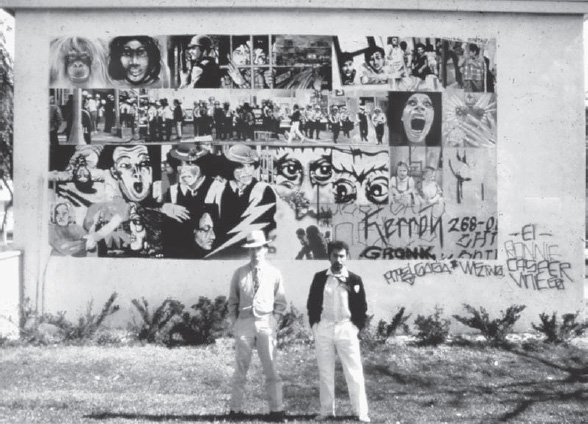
[273,271,287,317]
[227,268,241,326]
[354,274,368,329]
[306,273,321,327]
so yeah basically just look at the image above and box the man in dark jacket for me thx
[307,240,370,422]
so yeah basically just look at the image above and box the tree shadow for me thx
[85,411,321,422]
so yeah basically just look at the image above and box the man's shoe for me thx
[268,410,287,422]
[357,416,371,423]
[227,410,245,421]
[315,415,334,421]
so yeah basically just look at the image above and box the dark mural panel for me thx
[48,34,497,260]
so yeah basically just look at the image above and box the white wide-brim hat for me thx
[243,230,269,248]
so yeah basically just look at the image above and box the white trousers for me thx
[287,121,304,143]
[313,320,369,417]
[230,316,283,412]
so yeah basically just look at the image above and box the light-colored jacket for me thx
[228,261,287,324]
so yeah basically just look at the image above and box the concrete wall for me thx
[13,6,586,330]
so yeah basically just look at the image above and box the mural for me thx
[48,34,497,260]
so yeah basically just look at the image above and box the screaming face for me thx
[401,93,434,144]
[112,146,153,202]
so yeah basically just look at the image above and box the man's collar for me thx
[179,178,204,196]
[250,261,267,270]
[229,180,249,194]
[327,267,349,279]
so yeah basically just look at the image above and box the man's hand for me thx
[160,203,190,222]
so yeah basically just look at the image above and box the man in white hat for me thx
[180,34,220,88]
[227,230,287,422]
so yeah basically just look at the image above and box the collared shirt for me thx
[179,178,205,198]
[228,260,287,323]
[229,180,249,197]
[321,267,352,323]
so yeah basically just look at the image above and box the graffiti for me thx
[384,261,452,285]
[504,224,572,291]
[447,215,498,259]
[360,246,435,260]
[362,206,444,246]
[384,259,505,285]
[457,260,504,277]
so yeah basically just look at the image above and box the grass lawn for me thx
[0,337,587,423]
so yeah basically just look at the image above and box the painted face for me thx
[233,163,255,187]
[253,48,267,65]
[128,207,146,251]
[120,40,149,84]
[329,248,347,273]
[342,60,354,77]
[188,44,204,61]
[274,148,334,216]
[178,162,202,189]
[232,44,251,66]
[248,245,267,264]
[75,166,91,183]
[113,146,153,202]
[332,148,389,205]
[194,212,215,251]
[401,93,434,144]
[55,204,70,227]
[369,51,385,72]
[397,165,409,180]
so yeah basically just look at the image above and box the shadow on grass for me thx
[85,412,330,422]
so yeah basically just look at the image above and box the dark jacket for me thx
[307,269,368,330]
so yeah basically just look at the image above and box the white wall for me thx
[13,7,585,330]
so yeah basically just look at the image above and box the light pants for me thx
[313,320,369,418]
[230,316,283,412]
[288,121,304,143]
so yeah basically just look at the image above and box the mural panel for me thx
[48,34,497,260]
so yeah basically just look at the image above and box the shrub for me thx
[276,303,310,349]
[453,304,526,346]
[19,293,120,344]
[532,312,588,344]
[64,293,120,341]
[130,297,184,343]
[376,307,411,343]
[167,296,229,346]
[413,306,450,347]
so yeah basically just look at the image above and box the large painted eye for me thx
[365,176,389,204]
[276,159,303,183]
[309,158,333,186]
[333,179,356,204]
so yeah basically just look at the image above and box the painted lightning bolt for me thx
[206,202,274,258]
